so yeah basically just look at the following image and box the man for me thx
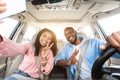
[54,27,120,80]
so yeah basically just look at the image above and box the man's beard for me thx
[70,35,77,44]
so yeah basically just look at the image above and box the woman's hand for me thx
[41,43,54,58]
[0,1,6,13]
[40,43,54,66]
[0,1,6,22]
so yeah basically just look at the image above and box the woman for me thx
[0,28,58,80]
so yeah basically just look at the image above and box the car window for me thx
[21,25,36,43]
[0,18,19,38]
[97,13,120,36]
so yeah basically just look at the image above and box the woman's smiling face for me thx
[39,31,52,47]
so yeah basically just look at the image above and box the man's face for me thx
[64,29,77,44]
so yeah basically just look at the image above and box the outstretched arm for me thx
[0,35,30,57]
[56,49,79,67]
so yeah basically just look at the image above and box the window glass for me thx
[82,25,95,38]
[77,25,95,39]
[0,18,19,38]
[21,25,36,43]
[98,14,120,36]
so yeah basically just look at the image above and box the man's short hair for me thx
[64,27,74,32]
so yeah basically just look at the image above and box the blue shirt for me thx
[54,38,120,80]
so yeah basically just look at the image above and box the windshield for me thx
[98,13,120,36]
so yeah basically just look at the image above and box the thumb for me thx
[100,43,109,50]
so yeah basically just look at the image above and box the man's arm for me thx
[56,49,79,67]
[57,60,69,67]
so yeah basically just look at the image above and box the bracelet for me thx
[41,58,47,61]
[41,58,47,64]
[41,61,47,63]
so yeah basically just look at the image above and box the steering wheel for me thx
[91,47,120,80]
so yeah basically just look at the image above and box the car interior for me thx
[0,0,120,80]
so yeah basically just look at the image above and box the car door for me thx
[0,18,20,79]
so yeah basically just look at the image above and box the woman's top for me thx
[0,36,54,78]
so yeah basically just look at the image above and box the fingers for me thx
[107,31,120,52]
[67,49,79,65]
[73,49,79,57]
[67,57,77,65]
[49,43,54,48]
[0,1,6,13]
[0,1,6,6]
[46,43,54,49]
[99,44,109,50]
[0,8,6,12]
[69,49,79,61]
[71,58,77,64]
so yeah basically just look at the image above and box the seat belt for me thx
[35,57,49,80]
[35,57,44,80]
[74,39,89,80]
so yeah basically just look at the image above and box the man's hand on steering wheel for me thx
[99,31,120,54]
[106,31,120,53]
